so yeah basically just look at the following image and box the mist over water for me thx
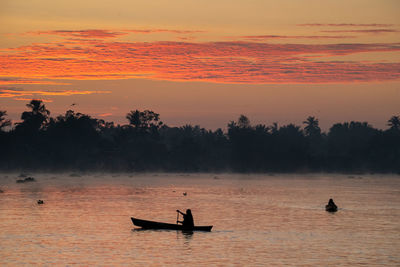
[0,173,399,266]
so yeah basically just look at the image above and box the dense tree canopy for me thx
[0,100,399,173]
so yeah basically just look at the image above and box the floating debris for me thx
[183,192,187,196]
[0,189,4,193]
[16,177,36,183]
[37,200,44,205]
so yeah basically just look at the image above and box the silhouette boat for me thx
[131,217,213,231]
[325,205,338,212]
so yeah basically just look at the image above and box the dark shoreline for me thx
[1,169,399,175]
[1,101,399,174]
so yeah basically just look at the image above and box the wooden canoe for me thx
[131,217,212,231]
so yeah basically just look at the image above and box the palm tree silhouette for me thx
[387,115,400,130]
[25,100,50,117]
[18,100,50,132]
[303,116,321,137]
[126,109,162,130]
[237,115,251,129]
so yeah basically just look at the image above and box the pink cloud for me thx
[1,36,399,84]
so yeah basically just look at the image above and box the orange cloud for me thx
[0,87,111,100]
[0,77,67,85]
[14,97,53,103]
[27,29,204,39]
[1,33,399,84]
[28,30,127,39]
[98,113,113,117]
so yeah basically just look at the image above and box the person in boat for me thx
[326,198,338,212]
[176,209,194,229]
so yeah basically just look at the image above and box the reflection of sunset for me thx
[1,173,399,265]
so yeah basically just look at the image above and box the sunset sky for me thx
[1,0,399,130]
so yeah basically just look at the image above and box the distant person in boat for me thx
[325,198,338,212]
[176,209,194,229]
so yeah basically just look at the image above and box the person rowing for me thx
[176,209,194,229]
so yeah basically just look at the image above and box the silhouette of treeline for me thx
[0,100,399,172]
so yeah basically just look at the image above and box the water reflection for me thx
[0,173,399,266]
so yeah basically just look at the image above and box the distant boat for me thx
[131,217,213,231]
[325,198,338,212]
[16,177,36,183]
[325,204,338,212]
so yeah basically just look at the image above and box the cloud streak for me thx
[124,29,204,34]
[240,35,354,40]
[27,28,204,39]
[1,33,399,84]
[0,77,67,85]
[98,113,113,117]
[29,30,128,39]
[321,29,398,34]
[0,87,111,100]
[297,23,394,27]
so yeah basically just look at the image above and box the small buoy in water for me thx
[183,192,187,196]
[37,200,44,204]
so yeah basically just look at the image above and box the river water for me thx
[0,173,399,266]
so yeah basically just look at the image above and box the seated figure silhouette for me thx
[325,198,338,212]
[177,209,194,229]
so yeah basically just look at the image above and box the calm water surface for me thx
[0,173,399,266]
